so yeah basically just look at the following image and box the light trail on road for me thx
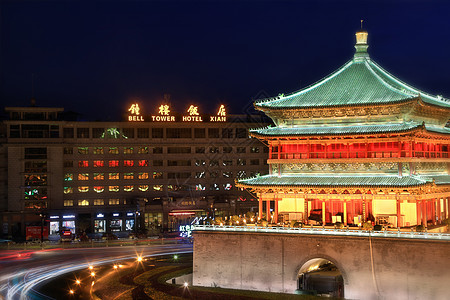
[0,244,193,300]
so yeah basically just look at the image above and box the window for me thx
[223,172,232,178]
[250,159,260,165]
[237,170,247,178]
[195,184,206,191]
[168,160,191,166]
[209,160,219,167]
[78,186,89,193]
[122,128,134,138]
[153,185,163,191]
[25,148,47,159]
[77,128,89,138]
[223,146,232,153]
[194,128,206,138]
[94,199,104,205]
[26,161,47,172]
[109,199,120,205]
[153,160,163,166]
[209,147,219,153]
[167,128,191,138]
[64,187,73,194]
[109,160,119,167]
[64,147,73,154]
[167,185,182,191]
[153,147,163,154]
[250,147,260,153]
[237,159,246,166]
[152,128,163,138]
[123,173,134,180]
[93,173,104,180]
[223,183,232,190]
[138,160,148,166]
[109,173,119,180]
[210,183,220,190]
[93,147,104,154]
[210,171,218,178]
[64,200,74,207]
[168,173,190,179]
[123,147,133,154]
[208,128,219,138]
[63,128,74,138]
[94,186,104,193]
[109,186,120,192]
[195,160,205,166]
[222,128,233,138]
[195,147,205,153]
[138,146,148,154]
[78,161,89,167]
[124,185,134,192]
[137,128,149,138]
[167,147,191,154]
[237,147,246,153]
[78,199,89,206]
[236,128,247,138]
[153,172,163,179]
[124,160,134,167]
[109,147,119,154]
[64,173,73,181]
[78,173,89,181]
[195,172,205,178]
[92,128,104,138]
[9,125,20,138]
[24,174,47,186]
[223,160,232,166]
[93,160,104,167]
[138,185,149,191]
[138,172,149,179]
[64,161,73,168]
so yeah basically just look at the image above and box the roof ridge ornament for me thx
[354,22,369,61]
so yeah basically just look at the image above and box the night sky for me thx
[1,0,450,121]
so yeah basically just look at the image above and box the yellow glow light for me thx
[69,289,74,294]
[137,256,143,262]
[90,272,95,277]
[75,279,81,285]
[88,265,93,270]
[113,265,118,269]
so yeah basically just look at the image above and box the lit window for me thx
[195,172,205,178]
[195,184,206,191]
[123,173,134,180]
[222,172,232,178]
[109,147,119,154]
[78,147,89,154]
[78,173,89,181]
[168,185,181,191]
[138,160,148,167]
[123,147,133,154]
[64,173,73,181]
[78,161,88,167]
[93,173,104,180]
[138,185,149,191]
[250,147,260,153]
[93,160,104,167]
[153,185,163,191]
[223,183,232,190]
[195,160,206,166]
[138,147,148,154]
[209,160,219,167]
[210,183,220,190]
[93,147,104,154]
[124,160,134,167]
[237,170,247,178]
[94,199,104,205]
[124,185,134,192]
[152,172,163,179]
[64,200,73,207]
[109,185,119,192]
[222,160,232,166]
[94,186,104,193]
[64,187,73,194]
[209,147,219,153]
[109,160,119,167]
[138,172,149,180]
[78,186,89,193]
[109,198,120,205]
[109,173,119,180]
[78,199,89,206]
[237,159,246,166]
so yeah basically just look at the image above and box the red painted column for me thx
[443,198,447,220]
[416,200,421,226]
[266,199,271,222]
[437,198,441,223]
[258,198,263,220]
[274,199,278,224]
[422,200,427,228]
[397,198,401,228]
[432,199,436,225]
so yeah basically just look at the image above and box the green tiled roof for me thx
[422,175,450,185]
[255,58,450,109]
[238,174,428,188]
[251,121,422,136]
[425,125,450,135]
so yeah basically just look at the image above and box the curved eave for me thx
[236,182,432,190]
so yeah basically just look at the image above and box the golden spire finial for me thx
[361,19,363,30]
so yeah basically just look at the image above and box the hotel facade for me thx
[0,104,269,238]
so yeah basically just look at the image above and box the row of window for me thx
[65,146,265,155]
[64,199,121,207]
[62,127,249,139]
[63,183,235,194]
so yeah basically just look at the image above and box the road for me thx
[0,244,193,300]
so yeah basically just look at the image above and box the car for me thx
[101,233,118,240]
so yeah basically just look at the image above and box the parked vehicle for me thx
[101,233,118,240]
[60,228,73,242]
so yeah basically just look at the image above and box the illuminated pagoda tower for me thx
[237,30,450,228]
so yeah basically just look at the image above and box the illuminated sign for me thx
[128,103,144,121]
[96,213,104,218]
[112,213,119,217]
[179,224,193,238]
[210,104,227,122]
[183,105,203,122]
[63,215,75,219]
[50,215,59,219]
[152,104,175,121]
[126,212,134,217]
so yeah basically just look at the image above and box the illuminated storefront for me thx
[238,31,450,228]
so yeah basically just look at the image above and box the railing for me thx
[192,225,450,241]
[271,151,449,160]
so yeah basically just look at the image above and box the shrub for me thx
[362,222,373,231]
